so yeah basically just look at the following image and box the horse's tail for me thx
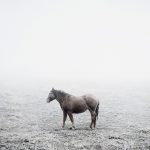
[95,101,99,120]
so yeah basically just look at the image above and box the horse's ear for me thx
[52,88,55,91]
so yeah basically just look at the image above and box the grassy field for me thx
[0,82,150,149]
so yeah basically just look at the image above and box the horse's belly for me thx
[72,105,87,113]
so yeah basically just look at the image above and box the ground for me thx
[0,83,150,150]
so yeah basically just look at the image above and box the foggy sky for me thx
[0,0,150,85]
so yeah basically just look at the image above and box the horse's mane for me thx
[54,89,71,97]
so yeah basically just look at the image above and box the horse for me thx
[46,88,99,129]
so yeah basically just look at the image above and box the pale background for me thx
[0,0,150,86]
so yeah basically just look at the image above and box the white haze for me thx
[0,0,150,86]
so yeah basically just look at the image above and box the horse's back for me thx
[82,94,98,102]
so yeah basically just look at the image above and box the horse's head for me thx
[46,88,56,103]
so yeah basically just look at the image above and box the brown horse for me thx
[46,88,99,129]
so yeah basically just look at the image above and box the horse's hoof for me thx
[69,127,75,130]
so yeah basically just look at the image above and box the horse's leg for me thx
[93,114,97,128]
[89,109,93,129]
[62,111,67,128]
[89,110,96,129]
[68,112,75,129]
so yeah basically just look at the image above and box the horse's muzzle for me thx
[46,98,50,103]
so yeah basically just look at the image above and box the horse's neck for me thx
[56,93,64,104]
